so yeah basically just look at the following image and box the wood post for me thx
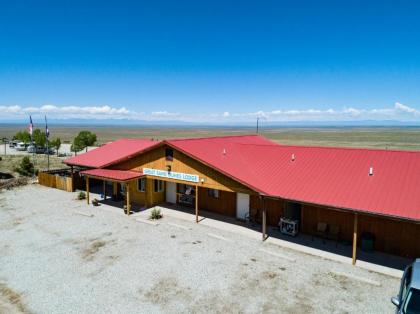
[352,213,358,265]
[126,182,130,215]
[262,197,267,241]
[86,176,90,204]
[103,181,106,200]
[195,185,199,223]
[70,166,74,192]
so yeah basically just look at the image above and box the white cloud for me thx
[151,111,181,118]
[0,102,419,123]
[0,104,135,120]
[395,102,420,115]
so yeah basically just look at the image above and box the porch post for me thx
[70,165,74,192]
[86,176,90,204]
[195,185,199,223]
[262,197,267,241]
[103,180,106,200]
[126,182,130,215]
[352,213,358,265]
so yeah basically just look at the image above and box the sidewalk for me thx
[134,204,407,278]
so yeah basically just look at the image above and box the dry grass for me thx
[0,282,31,314]
[0,155,67,176]
[82,240,107,261]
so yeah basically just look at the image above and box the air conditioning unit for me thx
[279,217,299,236]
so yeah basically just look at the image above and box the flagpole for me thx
[29,116,35,177]
[45,116,49,171]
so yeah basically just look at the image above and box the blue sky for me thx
[1,0,420,123]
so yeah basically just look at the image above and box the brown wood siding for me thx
[358,214,420,258]
[38,171,73,192]
[250,196,284,226]
[301,205,354,242]
[300,204,420,258]
[112,145,255,194]
[198,187,236,217]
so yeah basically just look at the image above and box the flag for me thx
[45,116,49,138]
[29,116,33,136]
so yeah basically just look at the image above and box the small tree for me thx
[15,156,35,176]
[14,131,31,144]
[50,138,61,156]
[73,131,97,152]
[32,129,46,148]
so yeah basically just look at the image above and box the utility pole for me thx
[256,117,259,134]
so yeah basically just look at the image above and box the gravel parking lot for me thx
[0,185,400,313]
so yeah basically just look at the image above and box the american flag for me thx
[45,115,49,138]
[29,115,33,136]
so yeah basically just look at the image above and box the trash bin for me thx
[361,232,375,252]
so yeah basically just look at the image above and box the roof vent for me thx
[291,153,295,162]
[222,148,227,155]
[369,166,373,176]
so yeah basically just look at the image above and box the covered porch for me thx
[81,168,145,215]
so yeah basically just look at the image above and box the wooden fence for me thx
[38,169,73,192]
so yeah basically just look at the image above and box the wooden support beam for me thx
[262,197,267,241]
[126,182,130,215]
[70,166,74,192]
[195,185,199,223]
[352,213,358,265]
[103,181,106,200]
[86,176,90,204]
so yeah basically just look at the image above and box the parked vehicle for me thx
[9,140,19,148]
[15,142,28,151]
[392,259,420,313]
[27,145,45,154]
[44,147,55,155]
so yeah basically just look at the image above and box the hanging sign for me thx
[143,167,199,183]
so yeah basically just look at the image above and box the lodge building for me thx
[53,135,420,264]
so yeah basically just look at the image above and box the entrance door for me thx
[236,193,250,220]
[166,181,177,204]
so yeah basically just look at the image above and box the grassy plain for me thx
[1,124,420,150]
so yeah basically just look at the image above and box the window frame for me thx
[208,188,219,199]
[154,179,164,193]
[137,178,146,192]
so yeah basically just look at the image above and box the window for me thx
[208,188,219,199]
[154,179,164,192]
[137,178,146,192]
[165,148,174,161]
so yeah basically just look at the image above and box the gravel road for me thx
[0,185,400,313]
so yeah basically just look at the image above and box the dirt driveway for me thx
[0,185,400,313]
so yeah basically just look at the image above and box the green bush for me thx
[14,156,34,176]
[149,208,162,220]
[77,191,86,200]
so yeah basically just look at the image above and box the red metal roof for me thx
[64,138,159,168]
[167,135,420,221]
[80,168,144,181]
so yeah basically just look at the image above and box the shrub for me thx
[149,208,162,220]
[77,191,86,200]
[15,156,34,176]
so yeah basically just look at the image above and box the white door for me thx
[166,182,177,204]
[236,193,250,220]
